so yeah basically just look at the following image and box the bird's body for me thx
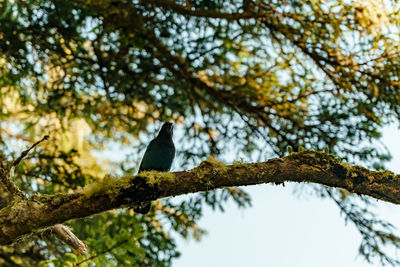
[138,138,175,172]
[134,122,175,214]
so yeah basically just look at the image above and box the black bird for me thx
[134,122,175,214]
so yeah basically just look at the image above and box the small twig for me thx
[0,135,49,199]
[50,224,87,254]
[12,135,49,167]
[74,239,129,266]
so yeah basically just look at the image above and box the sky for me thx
[173,123,400,267]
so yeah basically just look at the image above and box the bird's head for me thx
[159,122,174,137]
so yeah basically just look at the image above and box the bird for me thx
[134,122,175,214]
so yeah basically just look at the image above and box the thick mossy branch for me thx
[1,150,400,245]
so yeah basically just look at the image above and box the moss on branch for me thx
[1,150,400,245]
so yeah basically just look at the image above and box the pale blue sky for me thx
[173,123,400,267]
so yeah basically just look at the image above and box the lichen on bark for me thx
[1,150,400,246]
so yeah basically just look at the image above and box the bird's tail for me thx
[134,201,151,214]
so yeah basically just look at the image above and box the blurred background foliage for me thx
[0,0,400,265]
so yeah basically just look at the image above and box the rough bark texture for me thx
[1,150,399,245]
[47,224,87,253]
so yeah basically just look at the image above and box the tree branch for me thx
[1,150,399,245]
[0,136,86,253]
[46,224,87,254]
[12,135,49,168]
[144,0,259,19]
[0,135,49,200]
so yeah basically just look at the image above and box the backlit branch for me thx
[1,150,399,245]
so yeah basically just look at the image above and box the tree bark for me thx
[1,150,399,245]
